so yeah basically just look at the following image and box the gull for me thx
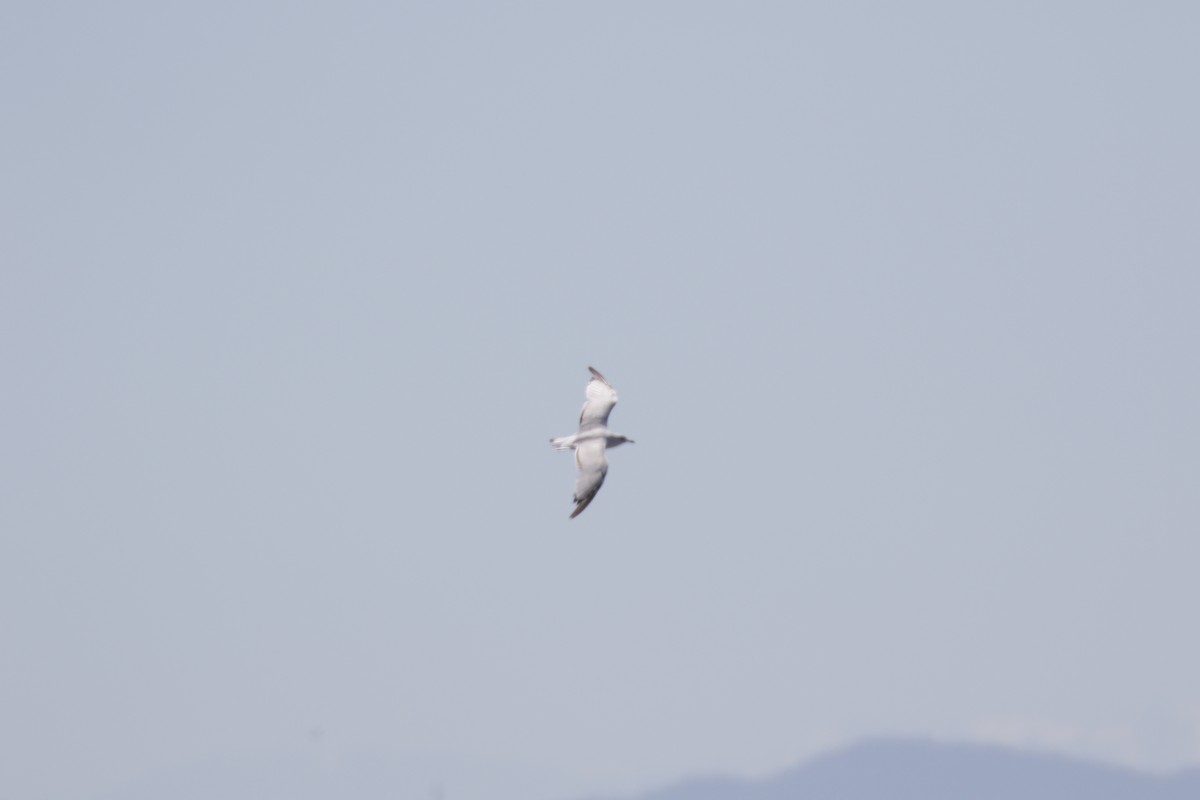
[550,367,635,518]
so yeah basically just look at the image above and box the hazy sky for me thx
[3,3,1199,799]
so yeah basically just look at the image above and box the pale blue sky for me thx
[2,3,1199,800]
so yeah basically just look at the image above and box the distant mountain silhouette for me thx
[598,739,1200,800]
[88,738,1200,800]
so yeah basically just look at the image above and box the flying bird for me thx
[550,367,635,518]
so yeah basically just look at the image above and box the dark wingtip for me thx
[569,495,595,518]
[587,366,610,385]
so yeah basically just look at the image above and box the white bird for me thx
[550,367,635,518]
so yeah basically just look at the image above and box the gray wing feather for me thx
[570,439,608,518]
[579,366,618,431]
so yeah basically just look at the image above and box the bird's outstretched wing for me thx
[579,366,618,431]
[570,438,608,518]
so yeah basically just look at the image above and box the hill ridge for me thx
[596,738,1200,800]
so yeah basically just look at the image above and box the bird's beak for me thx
[629,439,636,444]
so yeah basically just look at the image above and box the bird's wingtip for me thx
[569,495,595,518]
[587,366,610,385]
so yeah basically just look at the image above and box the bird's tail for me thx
[549,434,576,451]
